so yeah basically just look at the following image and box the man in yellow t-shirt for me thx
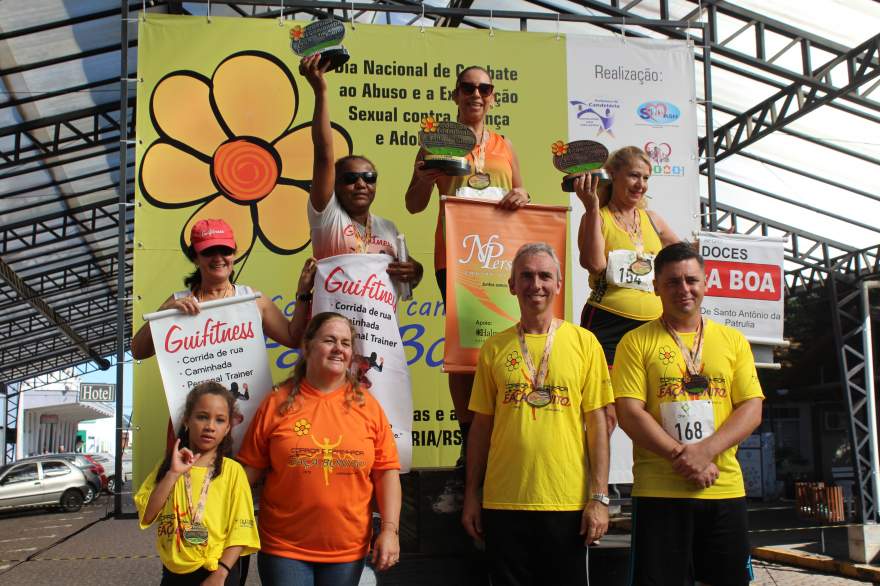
[462,243,614,586]
[613,242,764,586]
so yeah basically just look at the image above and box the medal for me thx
[684,374,709,394]
[526,389,552,408]
[629,258,653,276]
[517,319,560,410]
[182,467,212,547]
[468,173,491,189]
[660,317,707,396]
[183,522,209,545]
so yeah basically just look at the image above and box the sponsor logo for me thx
[636,101,680,126]
[569,98,620,137]
[644,141,685,177]
[459,234,510,270]
[704,260,782,301]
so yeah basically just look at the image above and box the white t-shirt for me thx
[307,194,400,260]
[173,284,253,300]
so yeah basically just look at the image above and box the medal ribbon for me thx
[660,316,705,377]
[611,205,644,257]
[350,214,373,254]
[183,467,212,527]
[517,318,560,392]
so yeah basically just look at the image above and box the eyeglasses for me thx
[340,171,378,185]
[198,246,235,257]
[457,82,494,97]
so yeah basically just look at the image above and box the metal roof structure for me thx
[0,0,878,385]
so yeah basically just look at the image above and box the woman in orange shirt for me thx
[404,66,530,470]
[238,312,401,586]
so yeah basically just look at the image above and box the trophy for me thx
[418,118,476,176]
[552,140,611,192]
[290,19,350,70]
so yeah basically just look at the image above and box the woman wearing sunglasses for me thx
[130,218,314,360]
[404,66,530,471]
[300,55,423,287]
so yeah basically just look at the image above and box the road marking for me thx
[0,535,56,544]
[23,525,71,531]
[4,547,37,554]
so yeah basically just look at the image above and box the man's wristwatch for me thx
[591,493,610,506]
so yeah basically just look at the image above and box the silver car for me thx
[0,458,89,513]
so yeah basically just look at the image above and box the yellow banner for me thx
[133,14,568,484]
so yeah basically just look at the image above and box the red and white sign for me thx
[145,294,274,452]
[699,232,785,343]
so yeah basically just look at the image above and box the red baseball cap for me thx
[190,219,236,253]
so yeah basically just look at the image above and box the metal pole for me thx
[115,0,131,518]
[701,11,718,231]
[862,280,880,523]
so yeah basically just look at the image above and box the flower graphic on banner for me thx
[659,346,676,365]
[293,418,311,436]
[139,51,353,260]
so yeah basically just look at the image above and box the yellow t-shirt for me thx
[612,319,764,499]
[134,457,260,574]
[469,321,613,510]
[588,206,663,320]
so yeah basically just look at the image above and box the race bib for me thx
[605,249,655,292]
[660,400,715,445]
[455,185,506,201]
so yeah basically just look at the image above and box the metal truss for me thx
[0,100,135,170]
[702,33,880,166]
[3,383,18,464]
[829,276,880,524]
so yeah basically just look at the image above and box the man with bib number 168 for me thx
[612,242,763,586]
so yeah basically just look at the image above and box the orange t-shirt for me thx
[434,130,514,270]
[237,380,399,563]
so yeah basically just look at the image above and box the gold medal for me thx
[629,258,653,276]
[468,173,491,189]
[183,522,209,545]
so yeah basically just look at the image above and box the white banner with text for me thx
[314,254,413,472]
[145,294,274,452]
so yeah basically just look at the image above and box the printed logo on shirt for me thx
[342,224,393,252]
[287,437,367,486]
[502,382,572,409]
[505,351,522,372]
[656,369,728,400]
[293,418,311,436]
[658,346,676,364]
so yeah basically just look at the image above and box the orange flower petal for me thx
[212,53,296,142]
[274,123,351,181]
[152,74,228,156]
[255,183,310,253]
[182,196,255,261]
[140,143,217,206]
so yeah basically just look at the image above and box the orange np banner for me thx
[443,197,568,373]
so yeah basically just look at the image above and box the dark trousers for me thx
[160,559,241,585]
[483,509,588,586]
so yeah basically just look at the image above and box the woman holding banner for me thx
[300,55,423,288]
[238,312,401,586]
[404,65,530,467]
[575,146,679,365]
[130,218,314,360]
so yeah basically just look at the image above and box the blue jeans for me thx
[257,552,366,586]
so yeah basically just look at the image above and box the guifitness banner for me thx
[133,14,698,481]
[443,198,569,373]
[313,254,413,472]
[144,295,274,451]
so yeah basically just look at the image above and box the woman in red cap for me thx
[130,218,314,359]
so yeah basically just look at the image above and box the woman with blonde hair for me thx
[575,146,680,366]
[238,312,401,586]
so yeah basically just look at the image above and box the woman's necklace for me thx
[197,281,232,301]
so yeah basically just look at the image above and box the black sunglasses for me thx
[457,82,494,97]
[198,246,235,257]
[340,171,378,185]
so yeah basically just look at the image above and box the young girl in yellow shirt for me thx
[135,382,260,585]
